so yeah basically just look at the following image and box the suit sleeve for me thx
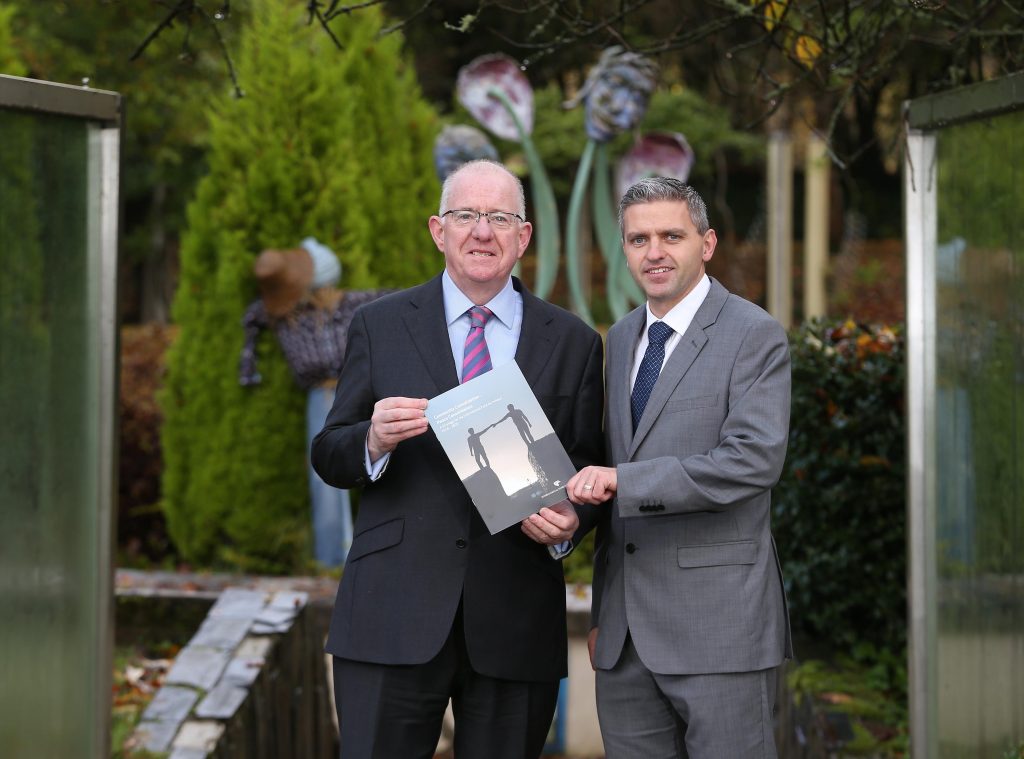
[567,329,606,541]
[311,307,376,489]
[616,316,791,517]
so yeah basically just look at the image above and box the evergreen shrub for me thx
[773,319,906,654]
[160,0,438,572]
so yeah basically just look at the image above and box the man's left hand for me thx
[521,501,579,545]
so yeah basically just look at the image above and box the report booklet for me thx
[425,360,576,534]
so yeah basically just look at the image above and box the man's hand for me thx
[588,627,599,670]
[521,500,579,545]
[367,396,429,462]
[567,466,617,505]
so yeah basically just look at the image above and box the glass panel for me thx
[0,109,105,757]
[934,110,1024,757]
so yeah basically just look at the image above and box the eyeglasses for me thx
[441,209,524,230]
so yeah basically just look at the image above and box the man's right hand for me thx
[367,396,429,462]
[588,627,599,670]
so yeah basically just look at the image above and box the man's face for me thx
[622,200,716,318]
[428,165,532,301]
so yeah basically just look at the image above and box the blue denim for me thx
[307,385,352,567]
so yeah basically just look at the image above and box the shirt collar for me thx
[442,270,516,329]
[644,273,711,337]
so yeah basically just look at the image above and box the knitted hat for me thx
[300,237,342,289]
[253,248,314,317]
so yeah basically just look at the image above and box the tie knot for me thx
[648,321,673,346]
[469,305,493,327]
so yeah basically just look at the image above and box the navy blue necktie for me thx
[631,321,674,432]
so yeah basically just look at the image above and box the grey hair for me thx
[439,159,526,218]
[618,177,710,236]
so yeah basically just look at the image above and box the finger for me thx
[377,396,428,411]
[539,504,577,531]
[521,520,552,545]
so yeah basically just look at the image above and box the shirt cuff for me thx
[364,439,390,481]
[548,540,572,560]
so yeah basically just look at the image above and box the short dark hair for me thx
[618,177,710,236]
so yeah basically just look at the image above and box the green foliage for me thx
[773,319,906,654]
[562,530,596,584]
[0,3,26,76]
[3,0,234,311]
[160,0,439,572]
[1003,742,1024,759]
[788,654,907,756]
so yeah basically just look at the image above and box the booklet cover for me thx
[425,360,576,534]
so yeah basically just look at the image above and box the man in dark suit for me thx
[311,160,604,759]
[568,178,792,758]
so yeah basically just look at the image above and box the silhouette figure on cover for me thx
[497,403,534,445]
[466,426,494,470]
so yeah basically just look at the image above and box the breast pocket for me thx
[677,540,756,568]
[664,394,719,413]
[347,518,404,562]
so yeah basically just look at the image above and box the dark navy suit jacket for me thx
[312,274,604,682]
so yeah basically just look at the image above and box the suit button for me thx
[625,543,636,554]
[455,539,467,549]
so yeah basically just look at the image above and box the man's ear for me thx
[517,220,533,259]
[702,229,718,262]
[428,216,446,252]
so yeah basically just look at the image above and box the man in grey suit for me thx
[567,178,792,758]
[312,160,604,758]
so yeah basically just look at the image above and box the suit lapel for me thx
[513,278,559,387]
[401,275,460,394]
[627,279,729,458]
[613,308,646,459]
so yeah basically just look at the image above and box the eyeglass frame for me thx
[440,209,525,228]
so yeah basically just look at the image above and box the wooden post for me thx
[803,135,830,320]
[767,132,793,328]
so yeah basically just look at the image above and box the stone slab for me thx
[223,655,264,687]
[141,684,199,724]
[236,635,273,660]
[132,719,181,753]
[169,749,209,759]
[207,587,267,620]
[269,590,308,610]
[165,646,231,690]
[173,720,225,751]
[254,606,298,629]
[195,681,249,720]
[190,616,252,650]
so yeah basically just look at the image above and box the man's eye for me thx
[454,211,476,224]
[490,213,511,226]
[630,237,647,246]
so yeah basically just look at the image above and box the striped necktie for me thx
[462,305,493,383]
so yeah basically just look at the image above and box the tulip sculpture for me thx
[433,124,500,181]
[455,54,561,300]
[563,47,658,325]
[451,49,696,326]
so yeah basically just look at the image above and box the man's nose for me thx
[472,216,496,239]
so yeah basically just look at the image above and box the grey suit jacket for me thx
[589,278,793,675]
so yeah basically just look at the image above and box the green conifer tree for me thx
[0,4,27,76]
[160,0,438,572]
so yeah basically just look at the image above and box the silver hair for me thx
[439,159,526,218]
[618,177,710,236]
